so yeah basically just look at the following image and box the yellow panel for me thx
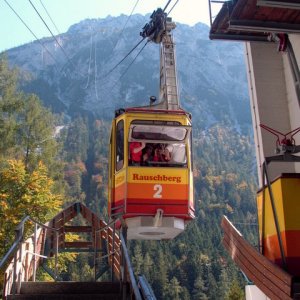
[282,178,300,230]
[257,176,300,238]
[257,178,284,237]
[115,169,126,187]
[256,192,264,246]
[128,167,188,184]
[124,112,191,126]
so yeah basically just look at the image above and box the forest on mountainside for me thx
[0,54,257,299]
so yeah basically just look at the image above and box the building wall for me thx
[245,39,300,186]
[284,34,300,155]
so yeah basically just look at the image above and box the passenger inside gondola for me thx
[129,142,186,167]
[129,141,145,165]
[142,144,154,165]
[128,123,189,167]
[153,144,166,163]
[164,143,186,164]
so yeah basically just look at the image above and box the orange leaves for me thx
[0,159,62,255]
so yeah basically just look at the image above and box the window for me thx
[128,121,191,167]
[128,142,187,167]
[131,125,188,141]
[116,120,124,171]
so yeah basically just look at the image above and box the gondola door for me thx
[109,118,127,217]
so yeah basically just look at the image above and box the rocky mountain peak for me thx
[5,14,250,132]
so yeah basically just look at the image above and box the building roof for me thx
[209,0,300,41]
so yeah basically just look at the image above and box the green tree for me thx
[142,252,154,281]
[0,56,60,175]
[17,93,58,172]
[225,279,244,300]
[152,250,168,297]
[0,55,23,156]
[64,116,89,162]
[132,244,144,275]
[165,277,182,300]
[192,276,208,300]
[216,266,230,298]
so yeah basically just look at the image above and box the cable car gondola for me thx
[108,9,195,240]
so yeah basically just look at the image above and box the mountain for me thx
[2,14,256,299]
[4,13,251,132]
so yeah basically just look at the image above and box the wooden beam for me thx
[257,0,300,10]
[222,216,293,300]
[64,242,92,248]
[64,226,92,233]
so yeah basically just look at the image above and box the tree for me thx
[0,55,23,156]
[142,252,154,281]
[216,266,230,298]
[0,160,62,256]
[192,276,208,300]
[165,277,182,300]
[152,249,169,297]
[64,116,89,162]
[132,244,144,275]
[225,279,244,300]
[17,93,58,172]
[0,56,60,175]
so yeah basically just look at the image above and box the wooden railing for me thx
[222,216,293,300]
[0,202,150,300]
[2,218,58,298]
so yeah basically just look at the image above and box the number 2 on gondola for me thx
[153,184,162,198]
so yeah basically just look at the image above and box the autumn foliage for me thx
[0,160,62,256]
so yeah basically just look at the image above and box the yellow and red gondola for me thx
[108,107,194,239]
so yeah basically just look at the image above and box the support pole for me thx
[33,223,37,282]
[55,231,58,280]
[111,221,116,282]
[260,163,266,254]
[12,251,17,296]
[94,228,97,281]
[122,226,128,300]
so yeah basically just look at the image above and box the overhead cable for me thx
[28,0,82,77]
[3,0,59,67]
[167,0,180,15]
[118,40,149,82]
[39,0,60,34]
[104,37,146,77]
[109,40,150,90]
[99,39,149,95]
[112,0,141,51]
[93,0,142,87]
[102,1,173,91]
[163,0,173,12]
[28,1,68,60]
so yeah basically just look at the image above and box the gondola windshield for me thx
[128,123,191,167]
[130,124,189,141]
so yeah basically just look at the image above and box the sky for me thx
[0,0,218,52]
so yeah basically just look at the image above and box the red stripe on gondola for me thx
[126,197,194,219]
